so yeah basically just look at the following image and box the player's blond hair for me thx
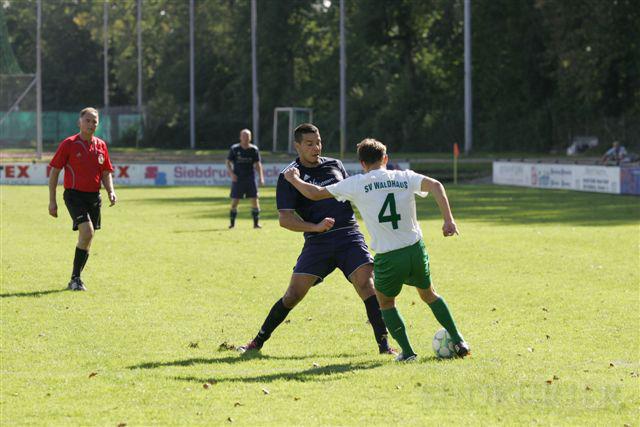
[79,107,99,118]
[357,138,387,165]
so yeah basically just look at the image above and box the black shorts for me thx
[63,189,101,231]
[230,179,258,199]
[293,227,374,285]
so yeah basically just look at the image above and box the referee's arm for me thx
[48,167,62,217]
[101,170,117,206]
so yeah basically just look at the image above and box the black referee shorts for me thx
[63,189,102,231]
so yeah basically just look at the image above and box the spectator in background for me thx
[225,129,264,228]
[600,141,628,165]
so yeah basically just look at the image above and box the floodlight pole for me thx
[464,0,472,154]
[103,0,110,143]
[136,0,143,147]
[339,0,346,159]
[251,0,259,147]
[36,0,42,159]
[189,0,195,149]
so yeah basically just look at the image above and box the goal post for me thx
[272,107,313,153]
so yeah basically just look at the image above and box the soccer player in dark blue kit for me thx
[225,129,264,228]
[238,123,395,355]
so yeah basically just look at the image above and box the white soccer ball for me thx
[432,328,455,359]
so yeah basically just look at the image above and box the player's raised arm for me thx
[283,168,334,201]
[420,176,459,237]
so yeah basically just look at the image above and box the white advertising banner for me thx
[493,161,621,194]
[0,162,409,186]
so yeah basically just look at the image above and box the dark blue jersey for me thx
[227,143,261,179]
[276,157,359,239]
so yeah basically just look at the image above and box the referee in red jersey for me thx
[48,107,117,291]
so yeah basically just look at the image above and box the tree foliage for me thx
[2,0,638,151]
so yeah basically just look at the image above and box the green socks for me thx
[381,307,416,357]
[428,297,463,343]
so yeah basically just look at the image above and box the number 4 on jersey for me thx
[378,193,401,229]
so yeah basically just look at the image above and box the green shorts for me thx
[373,239,431,297]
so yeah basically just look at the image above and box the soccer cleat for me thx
[379,346,399,356]
[394,353,417,362]
[453,341,471,358]
[237,339,262,354]
[67,277,87,291]
[228,224,235,229]
[253,224,262,229]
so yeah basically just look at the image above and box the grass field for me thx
[1,184,638,425]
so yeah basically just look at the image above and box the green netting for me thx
[0,7,23,74]
[0,111,118,143]
[293,110,311,127]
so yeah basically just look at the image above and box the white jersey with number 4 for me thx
[326,168,428,254]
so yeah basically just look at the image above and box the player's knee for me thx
[282,291,303,308]
[355,278,375,295]
[418,286,439,304]
[375,292,395,310]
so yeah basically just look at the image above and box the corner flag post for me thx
[453,143,460,184]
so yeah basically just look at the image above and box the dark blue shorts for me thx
[293,227,373,284]
[230,179,258,199]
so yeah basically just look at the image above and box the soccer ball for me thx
[432,328,455,358]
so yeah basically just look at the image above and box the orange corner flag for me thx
[453,143,460,158]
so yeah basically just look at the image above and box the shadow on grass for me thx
[173,360,385,384]
[128,351,364,370]
[0,289,67,298]
[172,228,232,233]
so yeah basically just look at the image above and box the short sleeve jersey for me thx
[227,143,261,179]
[277,157,358,239]
[49,134,114,192]
[326,168,427,253]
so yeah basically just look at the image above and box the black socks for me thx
[254,298,292,345]
[363,295,391,351]
[72,247,89,279]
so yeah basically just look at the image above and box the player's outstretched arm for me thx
[420,176,458,237]
[283,168,334,201]
[278,210,335,233]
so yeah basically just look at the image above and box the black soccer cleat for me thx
[253,224,262,229]
[454,341,471,358]
[237,339,262,354]
[67,277,87,291]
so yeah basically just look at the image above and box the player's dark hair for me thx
[357,138,386,165]
[294,123,319,143]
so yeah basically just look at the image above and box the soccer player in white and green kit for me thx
[284,138,470,361]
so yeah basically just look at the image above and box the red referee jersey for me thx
[50,134,114,192]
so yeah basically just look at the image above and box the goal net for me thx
[0,7,37,149]
[272,107,313,153]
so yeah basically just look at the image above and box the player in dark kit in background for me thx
[48,107,117,291]
[238,123,396,355]
[225,129,264,228]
